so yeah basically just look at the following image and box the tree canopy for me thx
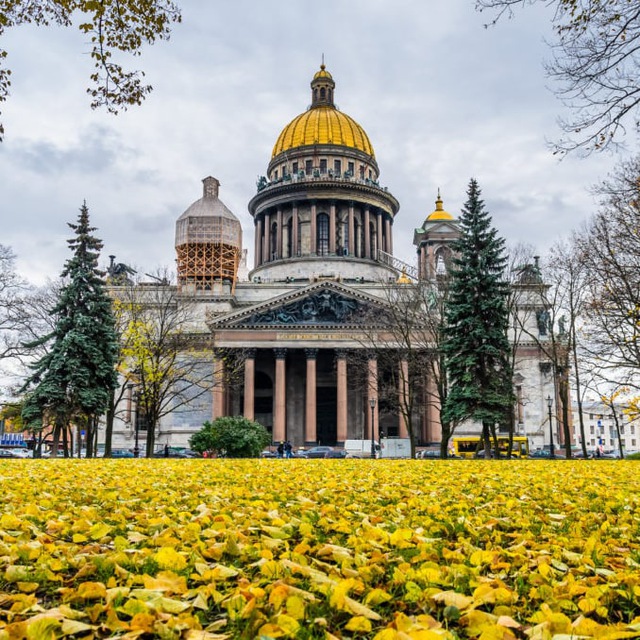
[476,0,640,154]
[21,203,119,453]
[0,0,182,141]
[442,179,513,451]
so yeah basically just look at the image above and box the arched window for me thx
[435,247,450,275]
[317,213,329,256]
[271,221,278,260]
[320,87,326,100]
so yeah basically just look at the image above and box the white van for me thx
[344,439,380,458]
[379,437,411,459]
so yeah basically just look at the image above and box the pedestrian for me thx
[284,441,292,459]
[164,444,169,458]
[277,442,284,458]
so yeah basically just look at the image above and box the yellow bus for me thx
[452,435,529,459]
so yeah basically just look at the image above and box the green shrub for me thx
[189,417,271,458]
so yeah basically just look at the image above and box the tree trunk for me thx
[104,391,115,458]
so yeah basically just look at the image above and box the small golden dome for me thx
[272,106,375,158]
[271,65,375,159]
[313,63,333,80]
[426,190,454,221]
[396,269,412,284]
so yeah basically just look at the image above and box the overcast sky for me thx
[0,0,630,285]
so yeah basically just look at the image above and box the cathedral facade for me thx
[110,65,561,453]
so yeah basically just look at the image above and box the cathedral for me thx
[111,65,560,453]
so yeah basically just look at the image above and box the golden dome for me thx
[426,190,454,221]
[272,107,375,158]
[313,63,333,80]
[271,65,375,159]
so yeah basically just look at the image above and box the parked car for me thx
[109,448,135,458]
[0,448,23,458]
[299,446,335,459]
[153,447,200,458]
[324,448,348,459]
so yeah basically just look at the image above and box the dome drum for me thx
[248,65,400,283]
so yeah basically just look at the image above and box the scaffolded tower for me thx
[175,177,242,293]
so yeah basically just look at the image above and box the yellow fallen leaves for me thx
[0,459,638,639]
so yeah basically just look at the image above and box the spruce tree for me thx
[442,179,513,455]
[22,203,118,456]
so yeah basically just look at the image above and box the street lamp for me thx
[546,395,556,459]
[133,391,140,458]
[370,397,377,459]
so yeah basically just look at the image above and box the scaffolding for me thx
[175,177,243,293]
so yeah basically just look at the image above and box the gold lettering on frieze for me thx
[276,332,358,341]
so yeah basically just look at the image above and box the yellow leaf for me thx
[365,588,393,606]
[60,619,95,635]
[344,595,382,620]
[462,610,498,636]
[345,616,373,632]
[89,522,112,540]
[285,595,306,620]
[432,590,474,610]
[155,547,187,571]
[26,618,60,640]
[76,581,107,600]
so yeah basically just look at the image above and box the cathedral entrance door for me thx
[316,387,337,445]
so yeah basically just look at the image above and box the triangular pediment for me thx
[207,281,391,330]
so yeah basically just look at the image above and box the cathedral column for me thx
[376,210,384,256]
[305,349,318,444]
[310,201,317,255]
[276,207,283,259]
[420,246,427,280]
[255,218,263,266]
[263,211,271,263]
[329,201,337,254]
[348,202,355,256]
[292,203,299,257]
[364,208,371,258]
[212,353,226,420]
[336,350,348,442]
[273,348,287,442]
[385,216,392,254]
[367,356,378,439]
[398,357,410,438]
[243,349,256,421]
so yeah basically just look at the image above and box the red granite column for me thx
[305,348,318,444]
[243,349,256,421]
[336,350,348,442]
[273,348,287,442]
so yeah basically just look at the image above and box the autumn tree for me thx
[21,203,119,456]
[355,275,458,458]
[476,0,640,154]
[0,0,182,141]
[442,179,513,457]
[113,272,244,457]
[0,244,30,386]
[574,156,640,387]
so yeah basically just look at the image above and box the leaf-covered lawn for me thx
[0,459,638,639]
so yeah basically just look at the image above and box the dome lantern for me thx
[311,63,335,107]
